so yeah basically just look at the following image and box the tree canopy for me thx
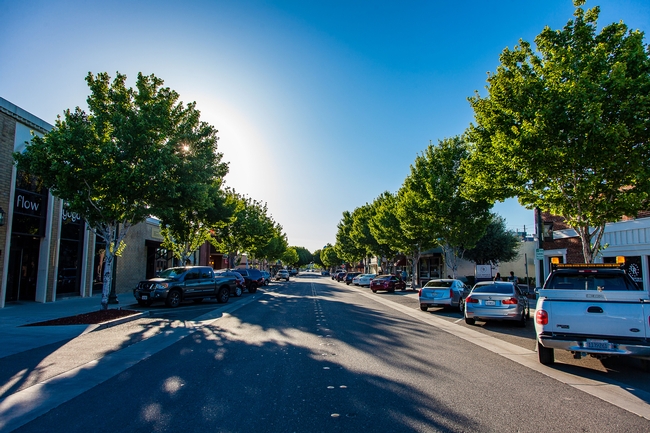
[463,215,521,267]
[14,71,217,308]
[406,136,492,277]
[211,191,276,268]
[463,1,650,262]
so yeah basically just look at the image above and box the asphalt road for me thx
[13,274,650,432]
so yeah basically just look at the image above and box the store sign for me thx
[15,191,44,217]
[475,265,492,279]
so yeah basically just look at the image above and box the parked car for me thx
[356,273,376,287]
[214,270,245,297]
[276,269,290,281]
[464,281,530,327]
[289,269,298,276]
[344,272,361,285]
[133,266,237,307]
[370,275,407,293]
[261,271,271,286]
[234,268,264,293]
[419,279,470,312]
[335,271,347,282]
[332,269,345,280]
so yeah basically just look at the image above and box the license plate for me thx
[141,295,148,300]
[585,339,613,350]
[485,300,496,306]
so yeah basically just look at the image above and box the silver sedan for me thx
[464,281,530,326]
[419,279,469,312]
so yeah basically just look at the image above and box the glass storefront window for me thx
[56,205,84,295]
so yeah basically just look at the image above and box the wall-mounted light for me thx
[0,207,5,226]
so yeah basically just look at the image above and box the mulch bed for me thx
[23,309,141,327]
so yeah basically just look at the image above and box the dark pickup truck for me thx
[133,266,238,308]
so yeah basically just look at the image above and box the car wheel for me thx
[216,286,230,303]
[388,287,395,293]
[193,298,204,304]
[165,290,182,308]
[371,289,377,293]
[234,286,243,297]
[537,340,555,365]
[248,284,258,294]
[465,316,475,325]
[458,299,465,313]
[420,305,428,312]
[526,307,531,320]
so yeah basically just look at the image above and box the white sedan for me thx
[353,273,376,287]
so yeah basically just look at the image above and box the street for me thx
[8,273,650,432]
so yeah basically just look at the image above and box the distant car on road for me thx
[276,270,290,281]
[344,272,361,285]
[234,268,264,293]
[370,275,406,293]
[214,270,245,297]
[355,273,376,287]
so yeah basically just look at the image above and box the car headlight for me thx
[155,283,169,290]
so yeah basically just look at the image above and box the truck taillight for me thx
[502,297,518,304]
[466,296,479,303]
[536,310,548,325]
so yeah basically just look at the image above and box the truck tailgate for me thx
[537,289,649,338]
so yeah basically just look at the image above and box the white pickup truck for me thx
[534,260,650,365]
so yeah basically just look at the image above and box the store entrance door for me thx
[6,237,40,302]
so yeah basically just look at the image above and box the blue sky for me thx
[2,0,648,252]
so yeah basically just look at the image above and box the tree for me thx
[368,191,403,273]
[291,246,313,268]
[463,0,650,263]
[156,119,232,264]
[350,204,382,272]
[14,71,211,309]
[253,223,288,265]
[407,137,492,278]
[335,211,365,266]
[211,192,275,268]
[281,247,299,268]
[320,244,341,269]
[463,215,521,268]
[312,249,324,267]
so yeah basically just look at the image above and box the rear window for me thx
[471,284,515,294]
[424,281,452,288]
[547,272,640,291]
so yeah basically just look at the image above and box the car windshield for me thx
[424,281,452,288]
[158,268,186,279]
[471,284,514,294]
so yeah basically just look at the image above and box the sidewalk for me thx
[0,294,137,358]
[0,293,258,432]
